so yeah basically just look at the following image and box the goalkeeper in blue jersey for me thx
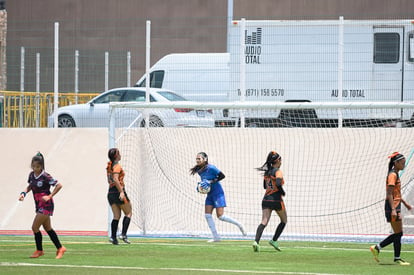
[190,152,246,242]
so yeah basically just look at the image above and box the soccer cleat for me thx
[119,235,131,244]
[207,238,221,243]
[370,245,379,262]
[252,241,260,252]
[109,238,119,245]
[394,259,410,266]
[239,225,247,236]
[30,250,44,258]
[55,246,66,259]
[269,240,281,251]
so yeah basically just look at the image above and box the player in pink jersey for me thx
[18,152,66,259]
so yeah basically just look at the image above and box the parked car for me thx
[47,87,214,128]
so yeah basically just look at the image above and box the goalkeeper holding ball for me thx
[190,152,246,242]
[252,151,287,252]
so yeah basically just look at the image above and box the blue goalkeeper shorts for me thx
[205,193,227,208]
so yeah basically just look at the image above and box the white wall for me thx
[2,128,414,239]
[0,129,110,233]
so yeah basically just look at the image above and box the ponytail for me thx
[108,148,118,168]
[257,151,281,173]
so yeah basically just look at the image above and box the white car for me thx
[47,87,214,128]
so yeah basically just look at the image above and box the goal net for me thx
[109,101,414,242]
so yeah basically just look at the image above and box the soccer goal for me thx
[108,101,414,242]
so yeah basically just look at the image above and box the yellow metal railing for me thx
[0,91,99,128]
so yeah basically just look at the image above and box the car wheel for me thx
[140,116,164,127]
[58,115,76,127]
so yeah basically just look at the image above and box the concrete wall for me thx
[0,129,110,234]
[2,128,414,238]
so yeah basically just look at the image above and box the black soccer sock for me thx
[272,222,286,242]
[121,216,131,236]
[255,224,266,243]
[379,233,397,249]
[393,232,403,259]
[47,229,62,249]
[111,219,119,239]
[34,231,43,251]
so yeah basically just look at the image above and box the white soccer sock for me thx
[205,214,220,240]
[218,214,241,227]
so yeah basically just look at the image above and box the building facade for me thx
[3,0,414,92]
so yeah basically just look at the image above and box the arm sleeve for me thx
[275,170,285,196]
[216,171,225,182]
[211,171,225,183]
[275,178,283,187]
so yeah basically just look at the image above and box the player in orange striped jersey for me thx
[252,151,287,252]
[370,152,412,265]
[107,148,132,245]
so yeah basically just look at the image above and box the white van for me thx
[135,53,230,102]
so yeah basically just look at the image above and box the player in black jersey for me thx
[252,151,287,252]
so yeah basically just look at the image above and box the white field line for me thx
[1,238,413,253]
[0,262,348,275]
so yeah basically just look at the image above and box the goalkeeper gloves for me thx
[200,180,211,189]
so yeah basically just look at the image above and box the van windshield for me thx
[158,91,187,101]
[136,70,164,88]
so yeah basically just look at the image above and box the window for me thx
[136,70,165,88]
[123,90,156,102]
[158,91,187,101]
[123,90,146,102]
[409,33,414,62]
[94,90,124,104]
[374,33,400,63]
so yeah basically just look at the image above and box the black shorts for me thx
[384,200,401,222]
[262,200,285,211]
[107,188,130,205]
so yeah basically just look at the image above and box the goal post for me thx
[108,101,414,242]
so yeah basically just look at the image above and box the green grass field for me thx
[0,236,413,274]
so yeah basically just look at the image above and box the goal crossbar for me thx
[110,101,414,110]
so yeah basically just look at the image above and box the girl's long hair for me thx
[190,152,208,175]
[257,151,281,173]
[108,148,118,168]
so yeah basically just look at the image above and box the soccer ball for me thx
[197,179,211,194]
